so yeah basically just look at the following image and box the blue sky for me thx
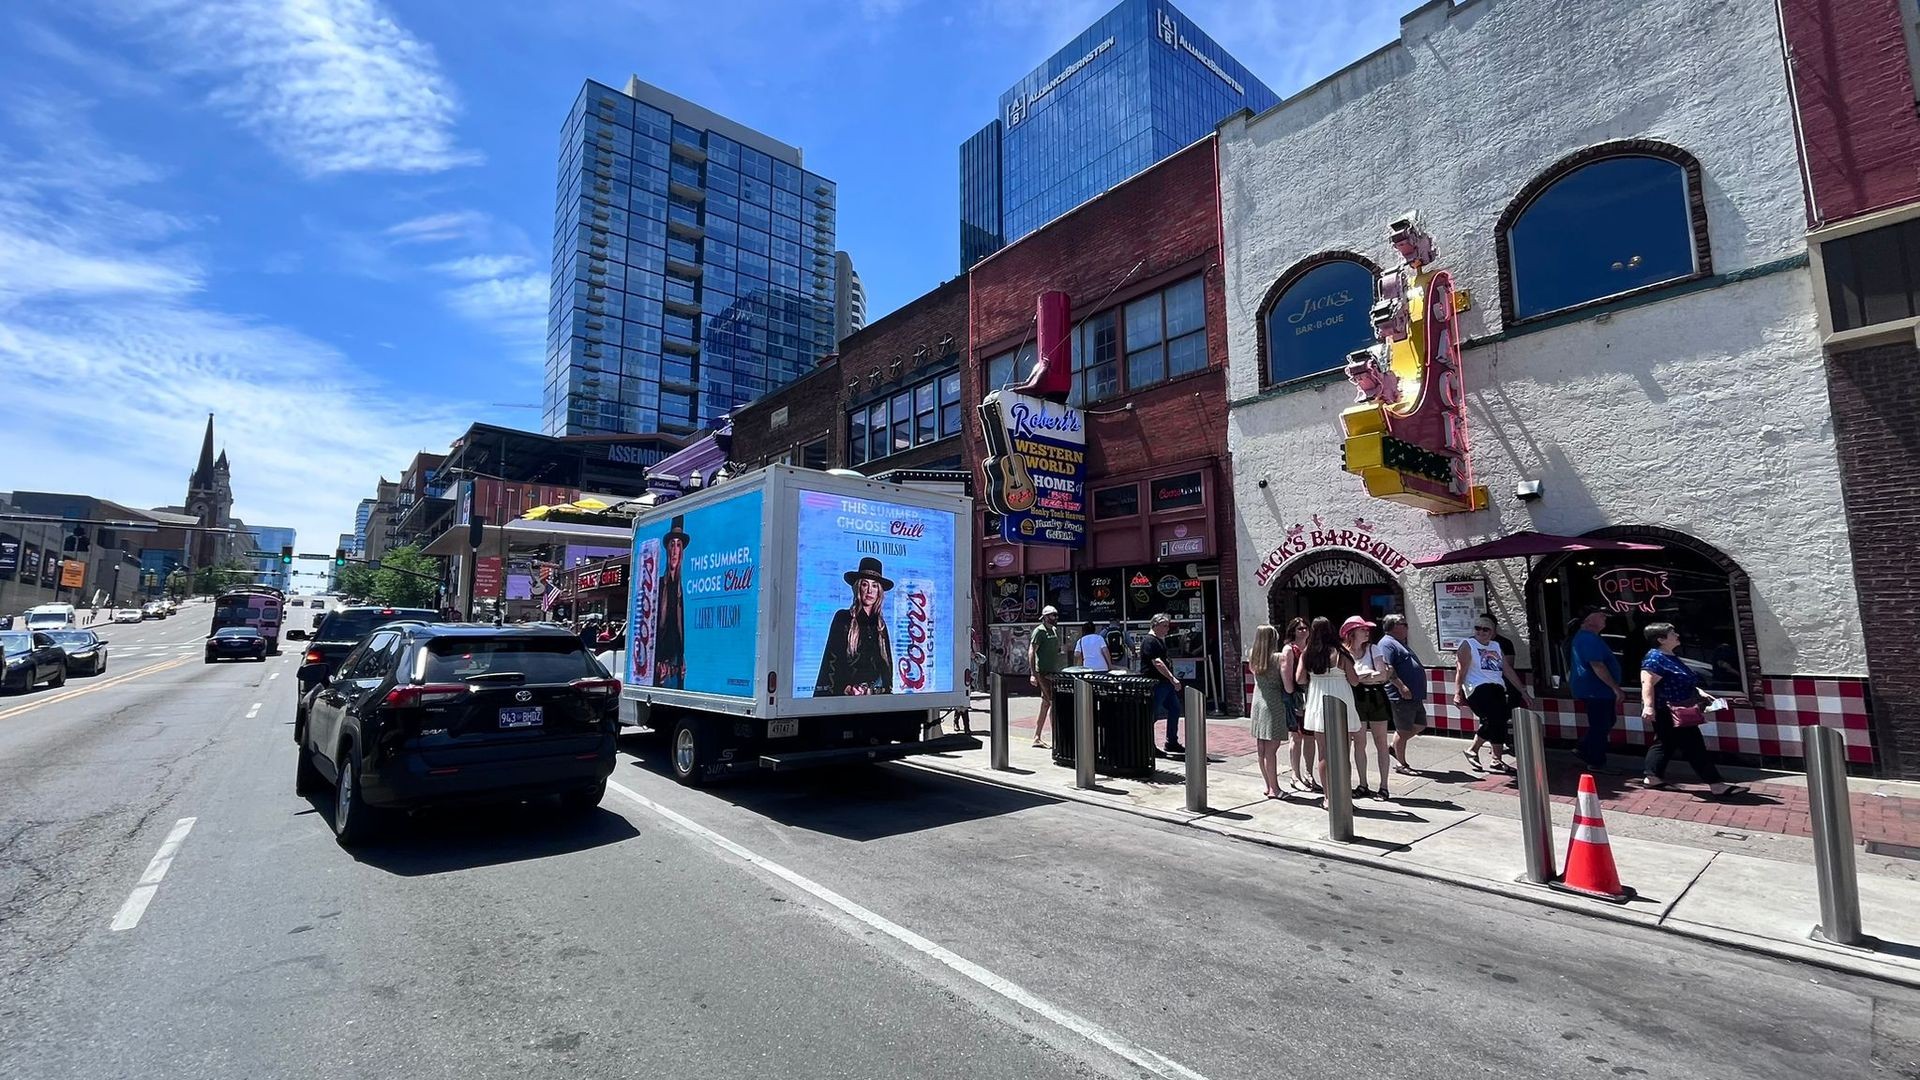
[0,0,1402,570]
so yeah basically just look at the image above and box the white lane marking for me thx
[245,702,262,718]
[604,781,1210,1080]
[269,672,280,681]
[110,817,198,932]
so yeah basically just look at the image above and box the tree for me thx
[372,545,442,608]
[333,562,379,601]
[165,569,190,600]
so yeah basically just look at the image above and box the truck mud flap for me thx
[759,733,982,772]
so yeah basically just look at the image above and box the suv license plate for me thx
[767,719,798,739]
[499,706,544,729]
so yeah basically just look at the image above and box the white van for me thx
[24,604,77,631]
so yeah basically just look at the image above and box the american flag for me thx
[541,578,561,612]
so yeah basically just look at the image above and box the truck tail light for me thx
[569,677,620,697]
[384,683,470,708]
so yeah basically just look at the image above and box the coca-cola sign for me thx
[1595,567,1673,615]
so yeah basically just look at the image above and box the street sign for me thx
[244,550,278,558]
[296,553,334,560]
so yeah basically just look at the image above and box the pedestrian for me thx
[1247,624,1289,799]
[1481,610,1528,740]
[1378,614,1427,776]
[1277,618,1314,791]
[1072,621,1111,671]
[1142,613,1185,755]
[1569,606,1626,773]
[1295,616,1359,786]
[1639,622,1748,798]
[1345,616,1401,799]
[1457,615,1528,773]
[1028,605,1063,747]
[1103,621,1130,670]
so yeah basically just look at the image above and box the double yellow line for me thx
[0,654,197,722]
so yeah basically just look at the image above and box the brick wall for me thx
[1781,0,1920,223]
[842,276,969,473]
[966,138,1244,709]
[730,359,841,470]
[1827,340,1920,777]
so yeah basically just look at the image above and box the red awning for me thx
[1412,530,1663,568]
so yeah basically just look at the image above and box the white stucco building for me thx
[1219,0,1870,763]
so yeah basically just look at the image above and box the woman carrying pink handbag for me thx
[1639,622,1747,799]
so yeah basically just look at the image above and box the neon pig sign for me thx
[1339,215,1487,515]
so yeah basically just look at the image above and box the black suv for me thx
[297,606,441,696]
[294,623,620,846]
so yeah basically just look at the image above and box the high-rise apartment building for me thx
[959,0,1277,268]
[546,77,840,439]
[834,250,866,345]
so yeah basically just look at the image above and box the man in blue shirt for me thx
[1569,607,1625,772]
[1379,615,1428,774]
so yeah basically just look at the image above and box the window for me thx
[1093,483,1139,519]
[1073,311,1118,405]
[848,369,962,464]
[914,382,937,444]
[1124,293,1164,388]
[1818,216,1920,334]
[1503,148,1705,321]
[849,411,867,465]
[1534,540,1749,697]
[1149,472,1205,512]
[939,371,963,437]
[891,392,912,453]
[987,344,1036,394]
[801,437,829,470]
[1259,256,1377,387]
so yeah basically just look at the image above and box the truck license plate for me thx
[767,719,798,739]
[499,706,544,729]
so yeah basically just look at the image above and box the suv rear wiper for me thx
[462,671,528,685]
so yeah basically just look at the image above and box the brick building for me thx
[1783,0,1920,776]
[731,276,971,479]
[965,137,1242,714]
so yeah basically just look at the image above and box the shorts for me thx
[1390,698,1427,734]
[1353,684,1393,727]
[1467,683,1513,745]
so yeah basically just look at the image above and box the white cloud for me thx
[98,0,480,176]
[0,96,477,574]
[384,210,492,244]
[430,254,536,280]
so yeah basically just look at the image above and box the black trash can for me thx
[1093,674,1161,778]
[1047,667,1100,768]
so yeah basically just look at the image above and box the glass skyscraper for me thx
[546,77,839,438]
[960,0,1277,268]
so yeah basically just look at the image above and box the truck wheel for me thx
[670,716,712,787]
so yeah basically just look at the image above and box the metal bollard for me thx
[989,672,1009,772]
[1323,697,1353,842]
[1511,708,1557,885]
[1806,725,1865,947]
[1185,685,1208,812]
[1074,678,1096,790]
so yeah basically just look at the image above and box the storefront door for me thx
[1266,554,1404,635]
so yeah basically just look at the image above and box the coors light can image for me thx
[895,575,938,694]
[629,537,661,686]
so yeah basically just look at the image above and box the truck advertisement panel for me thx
[627,489,763,698]
[791,488,958,698]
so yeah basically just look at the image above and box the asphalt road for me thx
[2,613,1917,1080]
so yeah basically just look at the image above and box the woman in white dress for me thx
[1294,616,1360,792]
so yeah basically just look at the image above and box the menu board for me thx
[1432,579,1489,652]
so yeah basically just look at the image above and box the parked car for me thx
[161,599,178,615]
[24,604,77,632]
[141,602,167,620]
[45,629,108,677]
[205,627,269,663]
[1,631,69,692]
[112,609,143,624]
[295,623,619,846]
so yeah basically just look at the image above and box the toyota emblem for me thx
[514,690,533,702]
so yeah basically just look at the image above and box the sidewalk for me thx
[919,694,1920,988]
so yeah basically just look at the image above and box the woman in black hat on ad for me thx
[653,515,690,689]
[813,557,894,696]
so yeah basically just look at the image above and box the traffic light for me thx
[280,544,294,566]
[468,514,486,551]
[334,548,347,568]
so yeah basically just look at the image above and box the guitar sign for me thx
[980,389,1087,548]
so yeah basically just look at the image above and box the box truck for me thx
[619,465,979,784]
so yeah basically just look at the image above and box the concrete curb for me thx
[901,756,1920,992]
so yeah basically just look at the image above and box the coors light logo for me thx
[897,580,937,693]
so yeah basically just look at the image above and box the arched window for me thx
[1256,253,1378,388]
[1499,142,1709,322]
[1530,528,1755,699]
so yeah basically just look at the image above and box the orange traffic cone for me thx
[1553,773,1637,903]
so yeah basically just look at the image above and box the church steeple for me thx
[193,413,216,487]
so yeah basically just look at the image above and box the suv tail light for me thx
[384,683,471,707]
[569,677,621,697]
[304,649,323,664]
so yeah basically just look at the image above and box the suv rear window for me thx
[317,609,440,643]
[418,637,600,683]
